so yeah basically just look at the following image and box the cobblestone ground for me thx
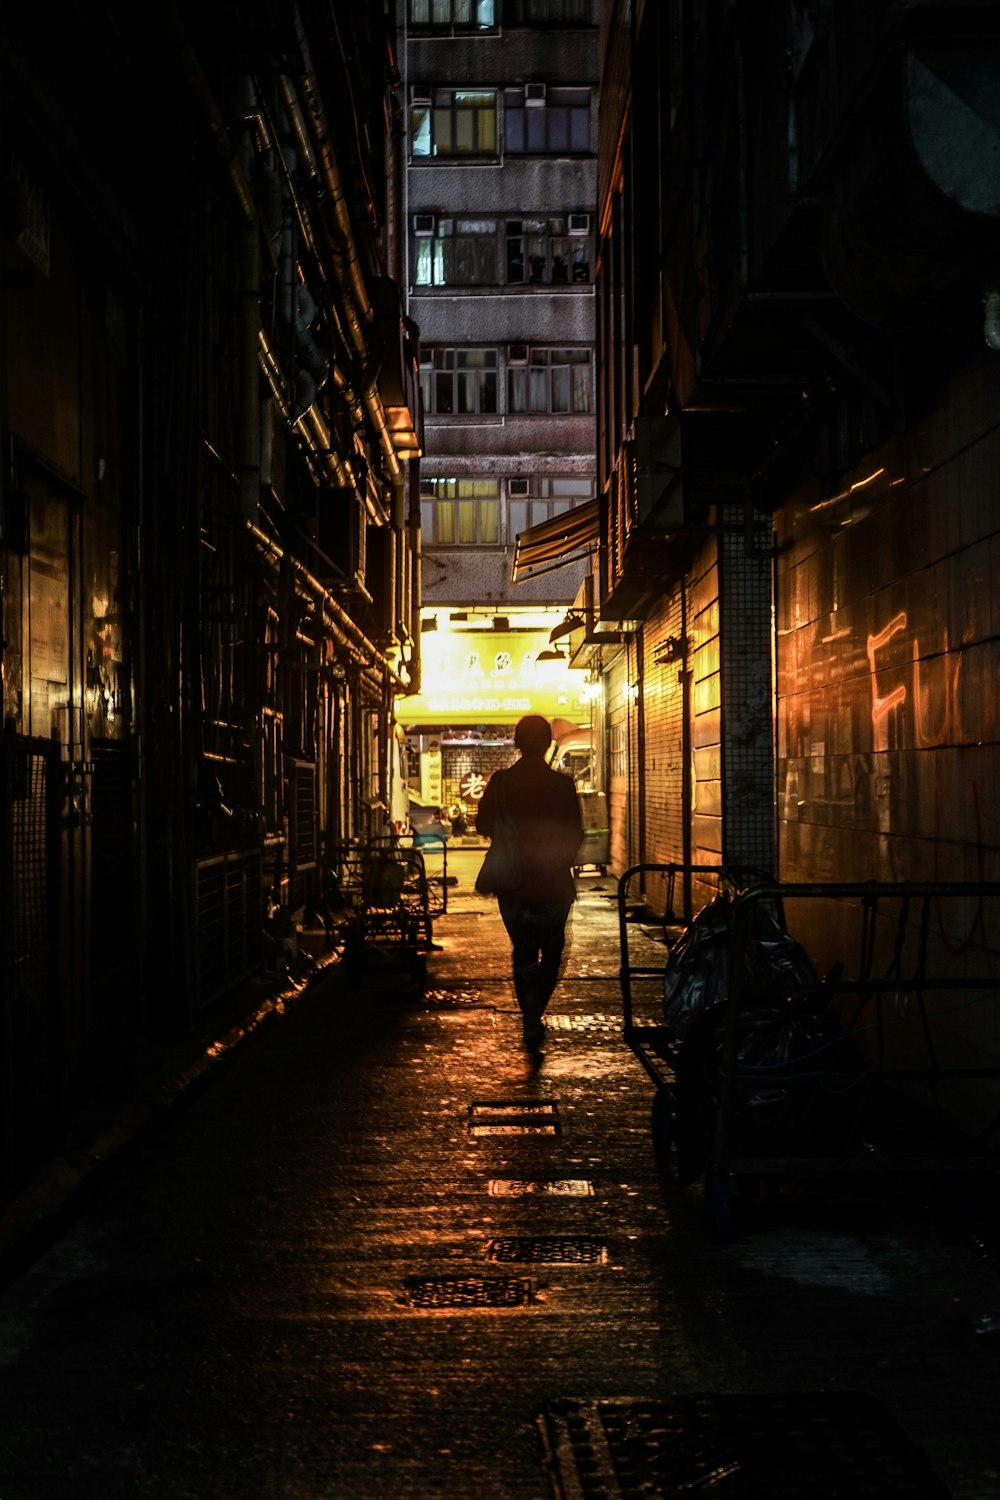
[0,849,998,1497]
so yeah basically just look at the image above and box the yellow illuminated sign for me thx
[398,628,586,725]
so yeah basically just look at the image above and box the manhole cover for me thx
[471,1101,559,1118]
[470,1099,561,1135]
[487,1236,608,1264]
[488,1179,594,1197]
[404,1275,534,1309]
[539,1393,953,1497]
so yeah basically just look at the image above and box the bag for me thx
[475,772,521,896]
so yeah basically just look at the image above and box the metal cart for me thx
[574,790,610,875]
[618,862,771,1172]
[700,880,1000,1241]
[409,831,450,920]
[620,869,1000,1242]
[320,838,435,984]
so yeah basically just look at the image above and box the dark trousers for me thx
[498,898,572,1034]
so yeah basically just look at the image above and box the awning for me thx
[511,498,599,582]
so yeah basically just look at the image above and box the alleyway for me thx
[1,850,999,1498]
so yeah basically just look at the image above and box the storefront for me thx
[397,615,598,827]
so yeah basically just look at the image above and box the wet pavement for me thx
[1,848,999,1498]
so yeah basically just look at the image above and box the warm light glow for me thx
[809,467,886,513]
[399,621,586,725]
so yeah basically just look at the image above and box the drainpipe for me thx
[407,455,422,695]
[238,77,261,520]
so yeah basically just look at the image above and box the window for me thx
[411,89,498,158]
[504,86,591,154]
[409,0,496,26]
[506,218,591,284]
[508,347,592,414]
[414,218,499,286]
[507,477,594,540]
[420,348,498,415]
[505,0,594,20]
[421,477,500,545]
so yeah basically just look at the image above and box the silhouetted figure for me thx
[476,715,584,1050]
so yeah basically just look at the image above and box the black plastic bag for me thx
[661,897,867,1183]
[662,895,819,1043]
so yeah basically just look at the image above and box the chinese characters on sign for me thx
[459,770,487,801]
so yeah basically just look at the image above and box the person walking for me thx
[476,714,584,1050]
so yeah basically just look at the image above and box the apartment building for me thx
[397,2,601,795]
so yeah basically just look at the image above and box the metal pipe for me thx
[281,41,402,482]
[245,520,403,686]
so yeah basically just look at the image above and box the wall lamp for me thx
[421,616,438,634]
[549,611,585,643]
[493,615,510,630]
[536,646,568,663]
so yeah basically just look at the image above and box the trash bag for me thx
[662,894,819,1044]
[662,896,867,1183]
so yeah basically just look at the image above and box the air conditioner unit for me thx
[411,88,433,107]
[524,83,547,106]
[507,343,529,364]
[508,478,530,497]
[568,213,591,236]
[413,214,435,237]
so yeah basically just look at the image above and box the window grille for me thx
[411,89,498,158]
[507,347,592,414]
[409,0,496,28]
[419,347,499,415]
[413,218,499,286]
[503,86,590,154]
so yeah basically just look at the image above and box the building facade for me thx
[0,1,421,1199]
[396,0,601,811]
[594,0,1000,1136]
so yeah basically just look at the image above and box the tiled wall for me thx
[773,353,1000,1137]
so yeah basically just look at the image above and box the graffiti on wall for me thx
[867,611,966,752]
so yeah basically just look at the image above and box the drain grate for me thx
[471,1101,559,1118]
[470,1100,561,1136]
[539,1393,953,1497]
[542,1014,638,1038]
[488,1179,594,1197]
[487,1236,608,1265]
[404,1275,534,1309]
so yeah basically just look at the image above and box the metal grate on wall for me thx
[194,849,263,1010]
[287,759,317,870]
[719,502,775,875]
[1,738,59,1195]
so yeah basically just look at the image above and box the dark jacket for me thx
[477,755,584,903]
